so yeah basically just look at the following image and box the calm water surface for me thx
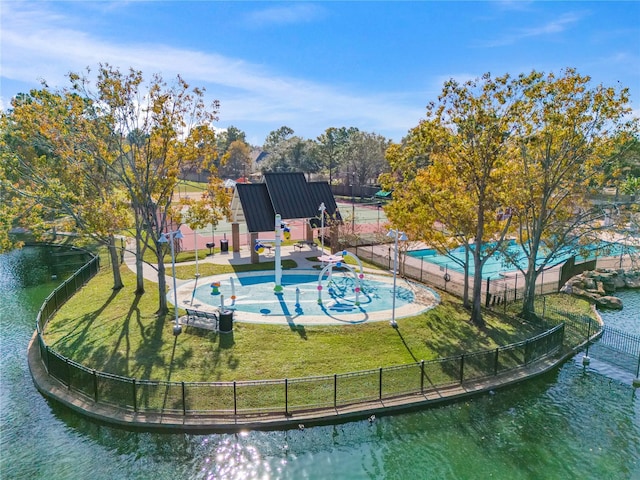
[1,247,639,479]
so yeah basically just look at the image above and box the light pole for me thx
[387,229,407,328]
[350,176,355,234]
[159,228,184,336]
[319,202,326,256]
[377,201,382,230]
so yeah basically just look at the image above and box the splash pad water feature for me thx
[171,249,439,326]
[171,218,438,325]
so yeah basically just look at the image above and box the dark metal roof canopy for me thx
[235,172,341,233]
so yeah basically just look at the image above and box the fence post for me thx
[132,379,137,412]
[503,283,507,314]
[233,381,237,415]
[44,345,50,372]
[285,379,289,416]
[379,367,383,400]
[485,278,491,307]
[334,374,338,408]
[93,370,98,402]
[459,355,465,383]
[420,360,425,393]
[182,381,186,416]
[494,348,499,376]
[65,358,71,389]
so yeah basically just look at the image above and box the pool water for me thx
[191,271,422,319]
[408,239,637,279]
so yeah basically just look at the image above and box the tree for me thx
[316,127,358,184]
[383,151,478,307]
[68,64,222,316]
[504,69,636,319]
[215,125,247,164]
[385,72,525,328]
[345,131,390,187]
[263,126,294,151]
[386,69,637,326]
[1,88,130,289]
[603,136,640,199]
[220,139,251,179]
[260,136,319,175]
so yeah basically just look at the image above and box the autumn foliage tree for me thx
[1,89,131,289]
[1,64,225,319]
[386,73,523,327]
[385,69,636,327]
[67,65,222,315]
[505,69,636,319]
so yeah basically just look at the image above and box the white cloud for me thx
[0,3,419,141]
[480,12,585,47]
[244,4,325,28]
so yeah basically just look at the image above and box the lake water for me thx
[1,247,639,479]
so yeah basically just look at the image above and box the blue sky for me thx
[1,1,639,146]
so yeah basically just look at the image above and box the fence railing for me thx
[33,246,586,418]
[352,244,638,313]
[38,323,566,417]
[595,325,640,377]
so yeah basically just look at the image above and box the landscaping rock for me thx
[597,295,623,310]
[561,267,640,310]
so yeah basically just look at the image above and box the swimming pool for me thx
[408,240,637,280]
[174,271,440,325]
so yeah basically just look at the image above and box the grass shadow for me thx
[47,289,120,360]
[395,327,419,363]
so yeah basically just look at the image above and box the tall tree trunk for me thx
[463,246,470,308]
[470,251,486,328]
[520,255,540,321]
[107,234,124,290]
[134,235,145,295]
[156,246,168,316]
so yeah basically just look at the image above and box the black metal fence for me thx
[33,246,583,418]
[352,244,561,307]
[351,245,638,315]
[595,325,640,377]
[38,324,566,416]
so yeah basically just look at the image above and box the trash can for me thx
[218,309,233,333]
[220,238,229,253]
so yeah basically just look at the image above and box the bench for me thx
[184,308,219,330]
[294,241,317,251]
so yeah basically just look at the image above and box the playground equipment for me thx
[317,250,365,306]
[254,240,273,254]
[274,214,284,293]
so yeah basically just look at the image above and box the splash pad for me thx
[172,268,440,326]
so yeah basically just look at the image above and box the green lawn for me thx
[42,259,562,384]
